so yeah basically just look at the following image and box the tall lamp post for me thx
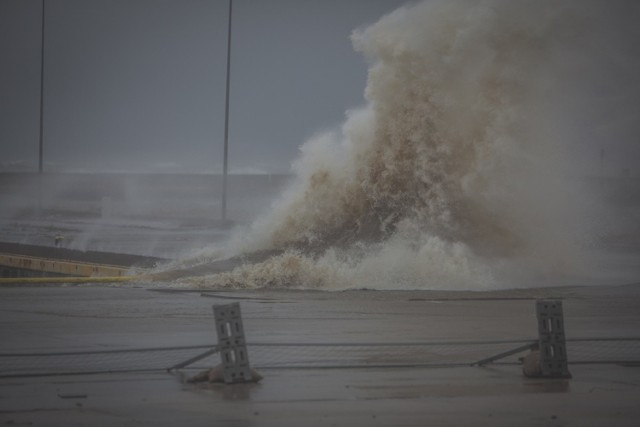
[38,0,46,213]
[221,0,232,222]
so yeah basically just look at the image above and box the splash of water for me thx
[175,0,638,290]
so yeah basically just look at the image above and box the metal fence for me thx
[1,337,639,378]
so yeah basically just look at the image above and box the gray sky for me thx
[0,0,405,173]
[1,0,639,175]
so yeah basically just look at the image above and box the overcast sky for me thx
[1,0,406,173]
[2,0,639,175]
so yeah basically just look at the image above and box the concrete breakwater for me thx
[0,242,163,279]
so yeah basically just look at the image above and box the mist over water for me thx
[176,0,640,290]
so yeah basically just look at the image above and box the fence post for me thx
[536,300,572,378]
[213,302,253,383]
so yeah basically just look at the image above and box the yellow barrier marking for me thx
[0,276,138,285]
[0,253,130,278]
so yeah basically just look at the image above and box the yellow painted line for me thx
[0,253,130,278]
[0,276,138,285]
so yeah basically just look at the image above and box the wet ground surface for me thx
[1,284,639,426]
[2,365,639,427]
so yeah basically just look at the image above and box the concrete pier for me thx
[1,283,639,426]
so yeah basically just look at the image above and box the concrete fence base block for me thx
[187,364,263,384]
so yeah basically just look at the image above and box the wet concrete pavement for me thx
[3,365,639,427]
[1,284,639,426]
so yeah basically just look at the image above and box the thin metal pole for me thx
[167,347,219,372]
[38,0,45,173]
[471,342,537,366]
[221,0,232,222]
[38,0,46,213]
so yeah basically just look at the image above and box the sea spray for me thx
[174,0,638,290]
